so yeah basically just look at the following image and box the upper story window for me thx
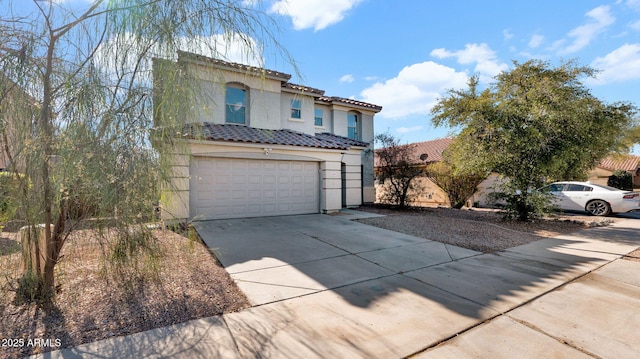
[347,112,360,140]
[314,109,323,126]
[290,99,302,119]
[225,84,247,124]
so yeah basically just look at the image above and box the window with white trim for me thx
[291,99,302,119]
[347,112,360,140]
[314,108,323,126]
[225,85,247,124]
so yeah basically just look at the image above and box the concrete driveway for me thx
[193,211,479,306]
[35,211,640,358]
[191,211,640,358]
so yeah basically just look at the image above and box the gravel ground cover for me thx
[355,204,623,253]
[0,229,249,359]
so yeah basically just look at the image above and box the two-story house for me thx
[154,51,381,221]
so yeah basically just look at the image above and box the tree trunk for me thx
[19,224,54,300]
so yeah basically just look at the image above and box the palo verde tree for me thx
[0,0,289,302]
[431,60,638,221]
[374,132,423,208]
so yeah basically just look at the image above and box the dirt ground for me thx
[354,204,625,253]
[0,228,249,359]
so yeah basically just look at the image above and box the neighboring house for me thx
[375,138,451,206]
[376,138,640,208]
[155,51,381,221]
[588,155,640,189]
[374,138,501,207]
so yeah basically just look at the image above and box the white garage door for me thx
[190,157,320,220]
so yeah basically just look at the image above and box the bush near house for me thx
[607,170,633,191]
[374,133,423,208]
[424,162,485,209]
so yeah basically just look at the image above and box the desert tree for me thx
[0,0,290,301]
[374,132,423,208]
[431,60,638,220]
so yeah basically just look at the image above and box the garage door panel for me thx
[190,158,319,220]
[278,162,290,170]
[248,161,262,170]
[215,160,231,170]
[278,189,290,198]
[247,190,261,199]
[278,176,290,184]
[248,175,261,185]
[263,175,276,184]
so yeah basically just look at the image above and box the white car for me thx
[542,181,640,216]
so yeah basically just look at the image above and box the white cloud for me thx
[529,34,544,48]
[177,34,263,66]
[630,19,640,30]
[622,0,640,11]
[397,125,423,134]
[269,0,363,31]
[360,61,468,119]
[94,32,263,87]
[430,43,508,80]
[558,5,615,54]
[589,43,640,84]
[503,29,514,40]
[339,74,355,83]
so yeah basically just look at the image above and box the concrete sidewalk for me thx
[31,214,640,359]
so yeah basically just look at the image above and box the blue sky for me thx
[256,0,640,152]
[8,0,640,153]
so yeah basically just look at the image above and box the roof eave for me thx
[177,51,292,82]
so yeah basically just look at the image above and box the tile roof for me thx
[318,96,382,112]
[315,132,370,148]
[374,138,454,167]
[282,82,325,96]
[597,155,640,172]
[177,51,291,81]
[411,138,455,163]
[183,123,364,150]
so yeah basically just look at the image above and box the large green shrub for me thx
[489,182,556,221]
[607,170,633,191]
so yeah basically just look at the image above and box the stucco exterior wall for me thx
[279,92,316,135]
[375,176,448,207]
[375,172,504,208]
[332,109,348,138]
[342,150,364,207]
[313,103,332,133]
[187,64,283,129]
[587,167,613,187]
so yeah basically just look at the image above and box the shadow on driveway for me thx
[194,214,640,320]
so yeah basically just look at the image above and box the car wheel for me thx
[586,200,611,216]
